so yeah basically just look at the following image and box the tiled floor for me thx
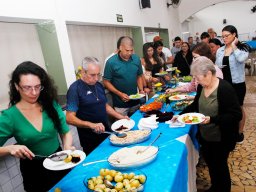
[196,75,256,192]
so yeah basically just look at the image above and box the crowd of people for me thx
[0,25,251,192]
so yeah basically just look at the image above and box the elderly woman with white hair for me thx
[174,56,242,192]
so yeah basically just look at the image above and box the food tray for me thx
[108,146,159,169]
[109,129,152,147]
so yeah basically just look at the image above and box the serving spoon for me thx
[103,131,127,138]
[137,132,161,154]
[34,152,68,162]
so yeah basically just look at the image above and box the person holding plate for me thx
[0,61,75,192]
[103,36,146,116]
[66,57,128,155]
[173,56,242,192]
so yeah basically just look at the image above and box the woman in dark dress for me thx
[173,42,193,76]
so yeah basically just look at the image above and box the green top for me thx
[199,88,221,142]
[0,102,69,156]
[104,53,143,108]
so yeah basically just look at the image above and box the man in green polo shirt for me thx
[103,36,145,116]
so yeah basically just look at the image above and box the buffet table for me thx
[50,96,199,192]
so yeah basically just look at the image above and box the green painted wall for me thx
[159,29,170,48]
[132,27,143,58]
[36,22,67,95]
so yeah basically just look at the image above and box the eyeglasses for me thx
[19,84,44,93]
[222,33,232,39]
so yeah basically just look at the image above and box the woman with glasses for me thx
[216,25,251,144]
[0,61,74,191]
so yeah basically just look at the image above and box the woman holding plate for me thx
[173,56,242,192]
[0,61,75,191]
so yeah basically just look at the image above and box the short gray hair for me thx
[191,56,216,76]
[81,56,100,70]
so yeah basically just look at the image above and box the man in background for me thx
[207,28,215,39]
[200,32,210,44]
[171,36,182,58]
[188,36,196,50]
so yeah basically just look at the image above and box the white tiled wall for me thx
[0,125,82,191]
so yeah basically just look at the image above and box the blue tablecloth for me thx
[246,40,256,50]
[50,95,198,192]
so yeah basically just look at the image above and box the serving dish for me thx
[108,146,158,169]
[172,100,193,111]
[84,168,147,192]
[109,129,152,146]
[169,94,188,101]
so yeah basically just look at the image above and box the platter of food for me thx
[172,100,193,111]
[111,119,135,132]
[181,76,193,82]
[109,129,152,146]
[108,146,158,169]
[139,101,163,113]
[177,113,205,125]
[43,150,86,171]
[84,168,147,192]
[129,93,145,100]
[169,95,188,101]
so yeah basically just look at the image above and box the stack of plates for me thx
[138,115,159,130]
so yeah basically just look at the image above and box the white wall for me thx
[187,1,256,39]
[0,0,181,87]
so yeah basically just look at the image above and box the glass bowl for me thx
[83,168,147,192]
[108,129,152,147]
[107,146,159,170]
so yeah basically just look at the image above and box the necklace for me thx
[85,83,99,101]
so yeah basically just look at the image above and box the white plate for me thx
[129,93,145,100]
[43,150,86,171]
[111,119,135,132]
[166,67,177,72]
[177,113,205,125]
[155,72,168,76]
[169,95,188,101]
[219,65,227,69]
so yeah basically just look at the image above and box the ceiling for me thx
[177,0,255,23]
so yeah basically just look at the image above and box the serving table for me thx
[50,96,199,192]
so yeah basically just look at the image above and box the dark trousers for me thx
[20,147,70,192]
[200,139,231,192]
[77,128,108,155]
